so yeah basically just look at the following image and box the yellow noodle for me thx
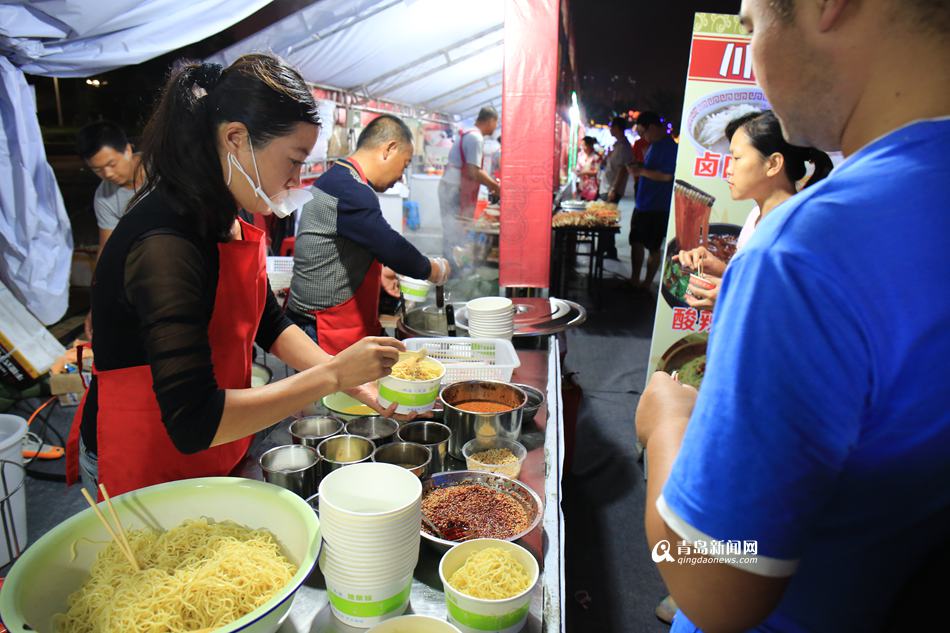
[390,358,441,381]
[448,547,531,600]
[53,518,296,633]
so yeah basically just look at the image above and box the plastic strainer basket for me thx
[403,338,520,383]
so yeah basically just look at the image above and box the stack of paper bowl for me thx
[319,462,422,628]
[466,297,515,340]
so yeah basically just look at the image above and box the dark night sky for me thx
[570,0,741,126]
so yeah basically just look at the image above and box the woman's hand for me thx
[674,246,726,277]
[381,266,401,298]
[329,337,404,391]
[345,382,423,422]
[686,274,721,311]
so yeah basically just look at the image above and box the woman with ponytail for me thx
[676,110,833,310]
[67,54,406,496]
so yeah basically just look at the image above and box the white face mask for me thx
[226,139,313,218]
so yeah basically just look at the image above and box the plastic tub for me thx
[398,275,431,303]
[462,437,527,479]
[0,414,27,567]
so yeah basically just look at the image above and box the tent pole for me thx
[53,77,63,126]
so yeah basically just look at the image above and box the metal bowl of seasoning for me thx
[344,416,399,447]
[439,381,526,459]
[419,470,543,552]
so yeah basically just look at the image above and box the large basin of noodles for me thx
[0,477,321,633]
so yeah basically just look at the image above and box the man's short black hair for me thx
[357,114,413,150]
[609,116,628,130]
[635,111,663,129]
[476,106,499,123]
[77,121,129,161]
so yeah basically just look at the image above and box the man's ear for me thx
[817,0,852,33]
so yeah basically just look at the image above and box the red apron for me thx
[66,219,268,497]
[312,158,384,355]
[458,129,481,217]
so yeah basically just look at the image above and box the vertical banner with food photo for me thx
[646,13,768,388]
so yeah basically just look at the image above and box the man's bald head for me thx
[357,114,413,151]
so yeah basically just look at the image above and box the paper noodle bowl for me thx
[685,88,771,155]
[398,275,432,303]
[378,357,446,414]
[438,539,539,633]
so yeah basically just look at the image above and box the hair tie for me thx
[192,62,224,94]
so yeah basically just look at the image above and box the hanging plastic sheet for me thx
[0,57,72,324]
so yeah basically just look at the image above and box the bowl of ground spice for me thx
[420,471,543,551]
[462,437,527,479]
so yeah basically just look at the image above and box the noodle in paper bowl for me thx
[378,354,446,414]
[439,539,539,633]
[0,477,321,633]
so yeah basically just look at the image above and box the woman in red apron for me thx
[67,54,405,497]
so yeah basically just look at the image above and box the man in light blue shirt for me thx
[635,1,950,631]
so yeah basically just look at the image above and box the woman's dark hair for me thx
[725,110,832,189]
[582,136,596,150]
[133,54,320,240]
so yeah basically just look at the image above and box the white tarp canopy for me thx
[0,0,271,323]
[207,0,505,119]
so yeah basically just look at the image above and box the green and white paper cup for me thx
[439,539,539,633]
[398,275,431,303]
[378,356,445,414]
[325,573,413,628]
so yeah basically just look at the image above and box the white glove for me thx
[428,257,451,286]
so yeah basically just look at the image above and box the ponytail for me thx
[725,110,832,191]
[132,54,319,241]
[801,148,833,189]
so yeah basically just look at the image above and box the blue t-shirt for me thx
[635,134,677,212]
[661,119,950,633]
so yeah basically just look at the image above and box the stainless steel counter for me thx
[236,337,565,632]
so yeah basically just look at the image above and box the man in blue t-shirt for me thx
[630,111,677,288]
[635,1,950,632]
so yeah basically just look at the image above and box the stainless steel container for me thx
[344,416,399,447]
[259,444,320,498]
[316,435,375,477]
[290,415,344,448]
[510,383,545,424]
[372,441,432,479]
[439,381,527,459]
[396,421,451,473]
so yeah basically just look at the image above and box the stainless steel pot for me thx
[439,381,526,459]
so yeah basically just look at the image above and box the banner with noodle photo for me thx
[646,13,766,389]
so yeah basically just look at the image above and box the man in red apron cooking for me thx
[438,107,501,266]
[287,115,449,353]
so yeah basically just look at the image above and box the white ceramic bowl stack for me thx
[319,462,423,628]
[465,297,515,341]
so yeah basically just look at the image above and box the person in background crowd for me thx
[287,114,449,354]
[599,117,634,259]
[576,136,603,201]
[677,110,833,311]
[631,116,652,192]
[438,107,501,265]
[636,0,950,631]
[76,121,145,339]
[628,111,677,289]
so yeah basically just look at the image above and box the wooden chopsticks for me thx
[80,483,140,571]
